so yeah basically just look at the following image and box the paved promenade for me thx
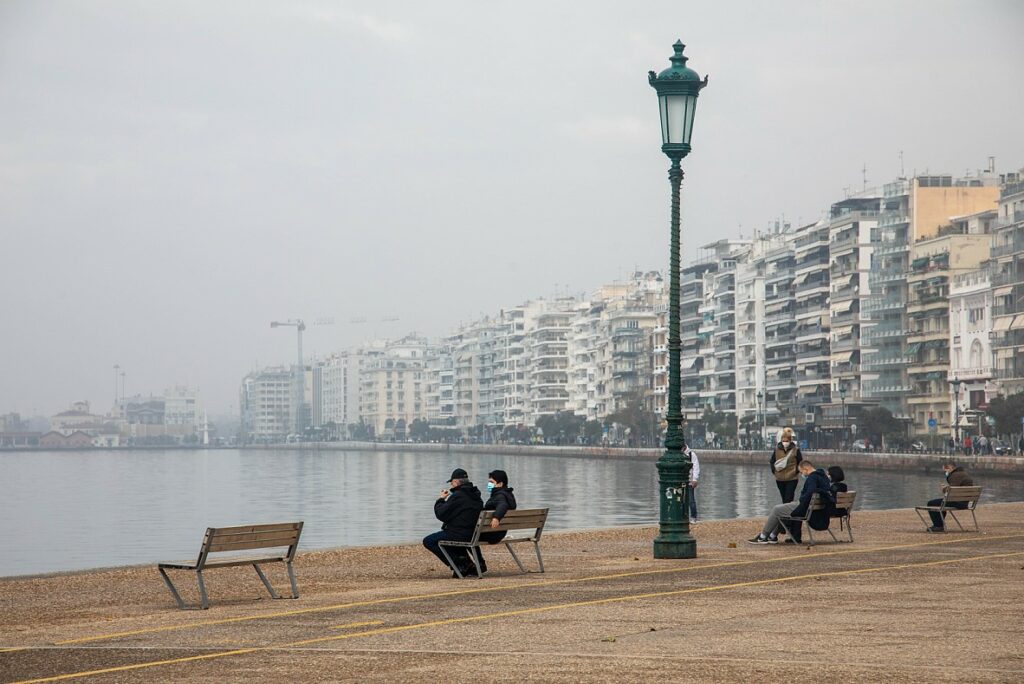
[2,503,1023,683]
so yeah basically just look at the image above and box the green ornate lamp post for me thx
[649,40,708,559]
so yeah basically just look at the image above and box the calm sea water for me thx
[0,448,1020,577]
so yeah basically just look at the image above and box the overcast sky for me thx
[2,0,1022,417]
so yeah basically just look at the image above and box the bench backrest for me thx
[472,508,548,543]
[834,491,857,512]
[943,486,982,506]
[197,522,303,567]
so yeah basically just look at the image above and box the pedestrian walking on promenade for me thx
[423,468,483,577]
[770,426,803,503]
[924,460,974,532]
[1018,435,1024,456]
[474,469,518,574]
[684,442,700,521]
[963,435,973,456]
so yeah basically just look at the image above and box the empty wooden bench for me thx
[778,492,858,546]
[157,522,303,609]
[439,508,548,579]
[914,486,982,532]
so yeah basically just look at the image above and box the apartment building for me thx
[358,335,432,437]
[991,169,1024,397]
[316,351,363,433]
[906,212,994,436]
[949,267,994,434]
[792,220,832,428]
[863,174,999,421]
[526,305,575,423]
[763,231,798,430]
[680,261,715,422]
[240,367,292,441]
[650,304,668,417]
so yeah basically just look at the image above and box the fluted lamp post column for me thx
[650,40,708,559]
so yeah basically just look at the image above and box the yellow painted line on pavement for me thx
[12,549,1023,684]
[329,620,383,630]
[48,532,1024,646]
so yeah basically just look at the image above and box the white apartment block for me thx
[240,367,292,440]
[949,267,995,431]
[792,220,831,426]
[526,304,575,423]
[316,351,363,433]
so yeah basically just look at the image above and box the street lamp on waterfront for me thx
[951,377,962,446]
[649,40,708,560]
[839,383,848,450]
[756,391,764,449]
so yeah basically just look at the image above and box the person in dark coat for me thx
[925,461,974,532]
[473,469,518,574]
[827,465,849,519]
[749,461,831,544]
[770,426,803,503]
[422,468,483,576]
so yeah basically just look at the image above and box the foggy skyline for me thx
[2,1,1023,416]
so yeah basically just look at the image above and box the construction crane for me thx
[270,319,307,435]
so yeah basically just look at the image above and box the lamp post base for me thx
[653,536,696,559]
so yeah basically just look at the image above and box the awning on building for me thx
[797,385,819,396]
[835,351,856,363]
[792,272,809,286]
[833,299,856,314]
[800,316,822,328]
[993,285,1014,297]
[911,256,930,270]
[924,340,947,350]
[904,342,922,356]
[833,325,854,337]
[832,274,853,288]
[682,357,699,369]
[993,315,1014,332]
[925,371,943,380]
[1011,315,1024,331]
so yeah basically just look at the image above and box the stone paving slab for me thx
[2,503,1023,683]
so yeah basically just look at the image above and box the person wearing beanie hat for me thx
[422,467,483,577]
[472,469,518,574]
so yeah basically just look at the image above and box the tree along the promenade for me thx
[605,392,661,447]
[536,411,585,445]
[985,393,1024,438]
[857,406,903,447]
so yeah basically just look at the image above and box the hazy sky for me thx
[2,0,1022,417]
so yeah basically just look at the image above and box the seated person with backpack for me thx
[827,465,849,519]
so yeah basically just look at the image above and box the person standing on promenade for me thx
[1018,435,1024,456]
[925,460,974,532]
[684,442,701,521]
[749,460,831,545]
[473,469,518,574]
[963,434,973,456]
[423,468,483,577]
[770,427,803,503]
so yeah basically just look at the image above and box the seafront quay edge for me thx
[248,442,1024,475]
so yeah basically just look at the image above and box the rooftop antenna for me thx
[862,163,868,191]
[988,156,995,173]
[899,150,905,178]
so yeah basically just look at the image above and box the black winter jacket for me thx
[791,469,833,530]
[434,482,484,541]
[830,481,849,518]
[480,487,517,544]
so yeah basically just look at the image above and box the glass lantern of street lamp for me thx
[648,41,708,160]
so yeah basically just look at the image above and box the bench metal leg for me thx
[287,561,299,598]
[532,541,545,573]
[465,547,483,578]
[437,543,463,578]
[253,563,281,599]
[970,508,979,532]
[947,510,967,532]
[844,517,854,543]
[914,507,936,531]
[158,567,187,610]
[504,543,527,573]
[196,570,209,610]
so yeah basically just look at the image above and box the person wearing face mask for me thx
[422,468,483,577]
[770,426,803,503]
[924,460,974,532]
[472,469,518,574]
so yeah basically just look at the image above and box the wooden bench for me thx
[914,486,982,532]
[778,492,857,546]
[439,508,548,579]
[157,522,303,609]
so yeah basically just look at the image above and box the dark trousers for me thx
[776,479,798,503]
[926,499,969,528]
[422,530,470,569]
[688,484,698,518]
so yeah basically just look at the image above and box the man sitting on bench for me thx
[748,460,831,545]
[925,460,974,532]
[423,468,483,577]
